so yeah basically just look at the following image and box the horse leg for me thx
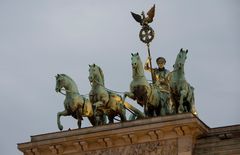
[191,104,197,115]
[93,101,104,113]
[159,92,168,116]
[160,101,166,116]
[95,116,100,126]
[92,101,104,125]
[145,105,154,117]
[76,112,82,129]
[188,87,198,115]
[108,115,114,124]
[189,94,197,115]
[116,102,126,122]
[94,111,106,126]
[77,119,82,128]
[57,110,69,131]
[170,92,177,114]
[152,107,157,117]
[88,116,96,127]
[144,104,149,117]
[162,93,173,115]
[97,113,107,125]
[179,90,187,113]
[167,97,174,114]
[119,105,127,122]
[102,113,107,125]
[120,114,127,122]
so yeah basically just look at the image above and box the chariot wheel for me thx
[139,26,155,44]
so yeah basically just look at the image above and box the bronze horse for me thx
[88,64,127,124]
[55,74,97,130]
[88,64,145,123]
[123,53,168,117]
[169,49,197,114]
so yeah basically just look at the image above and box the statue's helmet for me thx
[156,57,166,64]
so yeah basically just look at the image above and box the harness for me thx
[81,97,86,114]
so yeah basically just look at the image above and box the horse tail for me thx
[188,85,197,115]
[188,85,195,101]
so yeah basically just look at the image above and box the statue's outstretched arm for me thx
[144,57,151,72]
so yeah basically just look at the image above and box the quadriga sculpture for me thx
[88,64,144,124]
[55,74,98,130]
[169,49,197,115]
[123,53,169,117]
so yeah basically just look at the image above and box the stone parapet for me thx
[18,113,209,155]
[194,125,240,155]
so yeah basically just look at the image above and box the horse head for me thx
[130,52,145,78]
[55,74,78,94]
[173,48,188,70]
[88,64,105,86]
[55,74,67,92]
[131,52,141,69]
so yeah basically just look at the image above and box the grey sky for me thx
[0,1,239,155]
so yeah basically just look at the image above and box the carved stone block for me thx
[84,139,177,155]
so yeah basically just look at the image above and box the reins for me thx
[90,78,138,116]
[58,88,88,97]
[90,78,126,94]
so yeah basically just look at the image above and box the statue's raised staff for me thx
[130,5,176,116]
[131,4,155,44]
[88,64,144,124]
[123,53,170,117]
[169,49,197,115]
[131,4,155,82]
[55,74,99,130]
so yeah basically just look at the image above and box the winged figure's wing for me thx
[147,4,155,22]
[131,12,142,25]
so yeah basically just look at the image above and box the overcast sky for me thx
[0,1,239,155]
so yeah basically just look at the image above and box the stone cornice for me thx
[18,113,209,155]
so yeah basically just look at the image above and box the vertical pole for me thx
[147,43,155,83]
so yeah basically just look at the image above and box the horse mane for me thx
[173,49,188,71]
[136,55,143,66]
[60,74,78,88]
[96,65,105,86]
[132,54,145,78]
[173,54,179,71]
[172,50,187,80]
[173,51,184,71]
[60,74,72,81]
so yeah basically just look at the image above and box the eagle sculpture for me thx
[131,4,155,26]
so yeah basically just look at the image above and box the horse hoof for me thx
[178,107,184,113]
[192,111,198,115]
[58,125,63,131]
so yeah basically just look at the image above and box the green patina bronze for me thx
[54,50,197,130]
[55,74,98,130]
[54,5,198,130]
[131,4,156,83]
[123,53,171,117]
[131,4,155,44]
[88,64,145,124]
[169,49,197,115]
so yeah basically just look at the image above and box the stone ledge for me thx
[31,113,208,142]
[194,124,240,155]
[18,113,209,155]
